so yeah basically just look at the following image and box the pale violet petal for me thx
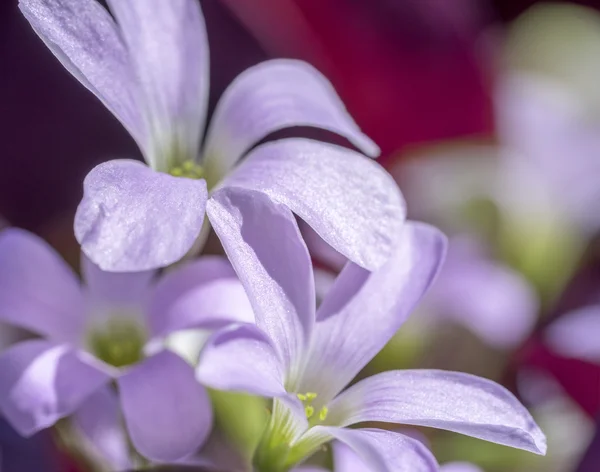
[75,159,208,272]
[299,223,446,404]
[207,187,314,378]
[196,323,286,397]
[327,370,546,455]
[106,0,209,169]
[147,256,254,338]
[440,462,484,472]
[18,0,144,148]
[118,350,212,462]
[545,305,600,363]
[0,340,111,436]
[72,387,131,471]
[202,59,379,182]
[221,138,405,270]
[0,229,85,343]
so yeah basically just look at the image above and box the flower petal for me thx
[440,462,484,472]
[0,229,85,342]
[0,340,111,436]
[147,256,253,338]
[18,0,144,147]
[319,428,438,472]
[202,59,379,182]
[299,222,446,403]
[118,350,212,462]
[105,0,209,169]
[82,253,156,309]
[72,386,131,471]
[222,138,405,270]
[75,159,208,272]
[207,187,314,378]
[196,323,286,397]
[327,370,547,455]
[545,305,600,363]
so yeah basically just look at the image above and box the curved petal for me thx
[72,386,131,471]
[327,370,547,455]
[0,340,111,436]
[202,59,379,182]
[222,138,405,270]
[299,223,446,404]
[18,0,144,147]
[320,428,438,472]
[0,229,85,342]
[545,305,600,363]
[196,324,286,397]
[106,0,209,169]
[118,350,212,462]
[82,253,155,310]
[147,256,253,338]
[207,187,314,379]
[75,159,208,272]
[440,462,483,472]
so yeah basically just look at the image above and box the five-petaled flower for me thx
[20,0,404,273]
[196,188,547,471]
[0,228,254,466]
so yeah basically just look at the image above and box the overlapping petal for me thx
[0,229,85,342]
[440,462,484,472]
[18,0,144,146]
[147,256,253,338]
[222,138,405,270]
[327,370,547,455]
[545,305,600,363]
[118,350,212,462]
[0,340,111,436]
[196,324,286,397]
[320,428,438,472]
[202,59,379,182]
[299,223,446,403]
[207,187,314,377]
[106,0,209,168]
[75,159,208,272]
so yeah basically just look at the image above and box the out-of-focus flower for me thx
[0,228,254,466]
[576,416,600,472]
[196,188,546,471]
[20,0,405,274]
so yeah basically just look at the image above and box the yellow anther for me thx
[318,406,328,421]
[305,405,314,419]
[168,160,204,179]
[170,167,183,176]
[297,393,307,401]
[305,392,318,401]
[182,160,195,171]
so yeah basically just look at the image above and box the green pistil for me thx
[168,160,204,179]
[87,317,146,368]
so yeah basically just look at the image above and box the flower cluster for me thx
[0,0,546,471]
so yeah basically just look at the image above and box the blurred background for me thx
[1,0,600,471]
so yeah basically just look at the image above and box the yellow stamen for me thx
[305,405,314,419]
[318,406,328,421]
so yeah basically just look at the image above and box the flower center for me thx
[296,392,328,422]
[87,316,147,368]
[168,160,205,179]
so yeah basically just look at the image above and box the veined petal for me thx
[440,462,484,472]
[0,229,85,342]
[0,340,111,436]
[299,223,446,403]
[106,0,209,169]
[317,428,438,472]
[327,370,547,455]
[545,305,600,363]
[148,256,253,338]
[196,323,286,397]
[202,59,379,182]
[82,254,155,310]
[75,159,208,272]
[222,138,405,270]
[72,387,131,471]
[118,350,212,462]
[207,187,314,378]
[18,0,144,148]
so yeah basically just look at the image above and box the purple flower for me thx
[0,228,253,465]
[196,188,547,471]
[545,305,600,365]
[19,0,405,273]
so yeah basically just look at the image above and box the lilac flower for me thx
[19,0,404,273]
[0,228,253,465]
[196,188,547,471]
